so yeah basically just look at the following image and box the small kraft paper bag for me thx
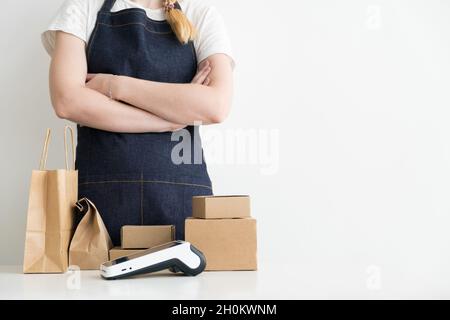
[69,198,113,270]
[23,126,78,273]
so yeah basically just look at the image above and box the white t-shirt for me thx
[42,0,234,65]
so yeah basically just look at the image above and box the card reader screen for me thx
[104,241,183,267]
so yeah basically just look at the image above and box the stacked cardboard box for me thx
[185,196,257,271]
[109,225,175,260]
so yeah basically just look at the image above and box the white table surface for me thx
[2,261,449,300]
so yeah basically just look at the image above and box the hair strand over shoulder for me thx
[165,0,196,44]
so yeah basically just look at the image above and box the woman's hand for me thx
[86,73,113,97]
[192,60,212,85]
[86,62,212,98]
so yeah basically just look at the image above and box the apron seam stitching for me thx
[140,171,144,225]
[78,180,212,189]
[87,14,102,60]
[99,10,170,24]
[97,22,173,34]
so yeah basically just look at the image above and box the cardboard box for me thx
[121,225,175,249]
[109,247,145,261]
[192,195,251,219]
[185,218,257,271]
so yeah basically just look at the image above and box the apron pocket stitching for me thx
[78,180,212,190]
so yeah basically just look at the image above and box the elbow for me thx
[51,91,76,120]
[53,103,70,119]
[208,99,231,124]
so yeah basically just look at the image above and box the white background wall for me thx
[1,0,450,297]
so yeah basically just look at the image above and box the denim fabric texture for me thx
[75,0,213,245]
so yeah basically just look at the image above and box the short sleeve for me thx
[194,5,235,67]
[41,0,89,56]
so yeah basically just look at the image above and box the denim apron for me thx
[75,0,213,245]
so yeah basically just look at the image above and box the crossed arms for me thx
[49,31,233,133]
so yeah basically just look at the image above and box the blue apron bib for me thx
[75,0,213,244]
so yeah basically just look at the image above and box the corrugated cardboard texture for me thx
[185,218,257,271]
[109,247,145,261]
[192,195,251,219]
[121,225,175,249]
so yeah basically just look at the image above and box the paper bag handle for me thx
[38,126,76,170]
[39,128,51,170]
[64,125,75,170]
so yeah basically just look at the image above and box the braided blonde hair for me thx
[164,0,196,44]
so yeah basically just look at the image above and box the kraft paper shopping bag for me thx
[23,126,78,273]
[69,198,113,270]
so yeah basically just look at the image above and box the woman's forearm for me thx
[114,78,222,124]
[49,31,183,133]
[52,85,184,133]
[112,54,233,125]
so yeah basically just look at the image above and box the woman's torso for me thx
[76,0,210,187]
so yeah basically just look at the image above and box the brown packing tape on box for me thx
[192,195,251,219]
[109,247,146,261]
[121,225,175,249]
[185,217,257,271]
